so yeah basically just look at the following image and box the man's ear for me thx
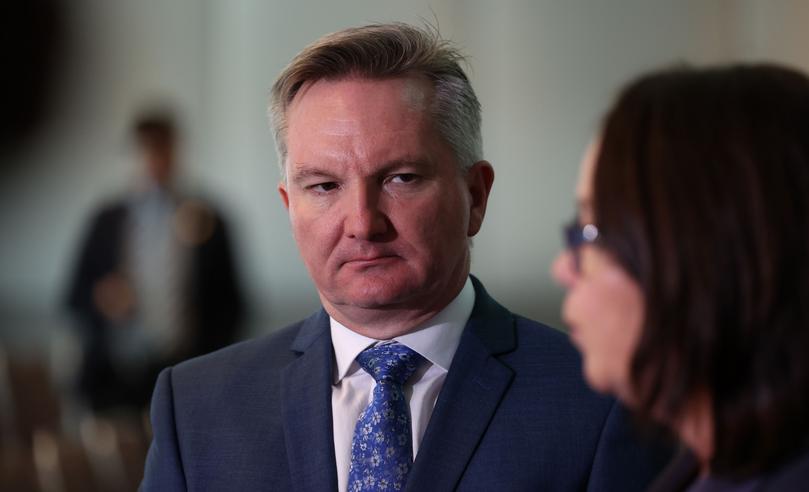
[465,161,495,237]
[278,181,290,210]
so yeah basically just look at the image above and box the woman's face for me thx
[552,142,645,403]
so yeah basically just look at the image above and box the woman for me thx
[553,64,809,491]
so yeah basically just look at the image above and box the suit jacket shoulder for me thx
[143,310,333,491]
[648,445,809,492]
[65,199,129,316]
[170,319,303,397]
[764,447,809,490]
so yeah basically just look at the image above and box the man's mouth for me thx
[342,255,399,267]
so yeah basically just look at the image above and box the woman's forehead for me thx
[576,138,600,219]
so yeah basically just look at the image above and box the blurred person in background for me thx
[65,109,244,415]
[553,64,809,491]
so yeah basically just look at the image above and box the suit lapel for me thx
[406,277,516,491]
[281,310,339,491]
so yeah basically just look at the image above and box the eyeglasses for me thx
[563,219,599,271]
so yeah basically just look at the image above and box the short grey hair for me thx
[269,23,483,176]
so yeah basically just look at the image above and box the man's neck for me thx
[321,276,469,340]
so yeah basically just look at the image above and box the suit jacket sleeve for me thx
[64,202,127,323]
[141,368,187,492]
[586,400,673,492]
[190,208,244,354]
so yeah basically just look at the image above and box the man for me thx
[142,24,669,491]
[66,109,243,413]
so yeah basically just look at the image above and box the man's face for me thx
[279,77,491,328]
[142,137,175,187]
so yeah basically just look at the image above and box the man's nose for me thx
[344,183,389,240]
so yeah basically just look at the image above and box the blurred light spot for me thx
[80,416,117,457]
[32,429,59,471]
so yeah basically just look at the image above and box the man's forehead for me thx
[282,75,450,178]
[285,77,437,151]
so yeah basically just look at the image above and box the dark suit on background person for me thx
[66,195,243,411]
[65,110,243,413]
[142,277,669,491]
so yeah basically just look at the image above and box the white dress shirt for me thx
[113,187,188,372]
[330,277,475,492]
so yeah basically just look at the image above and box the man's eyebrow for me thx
[379,158,435,173]
[290,159,436,182]
[289,165,337,183]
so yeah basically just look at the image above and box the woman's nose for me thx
[551,249,578,288]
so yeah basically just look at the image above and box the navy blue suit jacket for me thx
[142,278,670,490]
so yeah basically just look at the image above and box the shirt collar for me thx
[330,276,475,383]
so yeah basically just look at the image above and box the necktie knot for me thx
[356,342,424,386]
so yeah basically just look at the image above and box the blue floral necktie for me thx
[348,342,425,491]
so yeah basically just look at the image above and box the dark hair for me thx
[593,64,809,477]
[269,22,482,175]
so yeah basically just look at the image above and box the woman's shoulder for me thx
[761,445,809,491]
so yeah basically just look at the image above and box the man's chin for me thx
[326,281,419,311]
[338,294,410,310]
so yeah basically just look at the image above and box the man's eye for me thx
[308,182,339,192]
[388,174,419,184]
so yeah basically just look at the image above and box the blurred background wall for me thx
[2,0,809,354]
